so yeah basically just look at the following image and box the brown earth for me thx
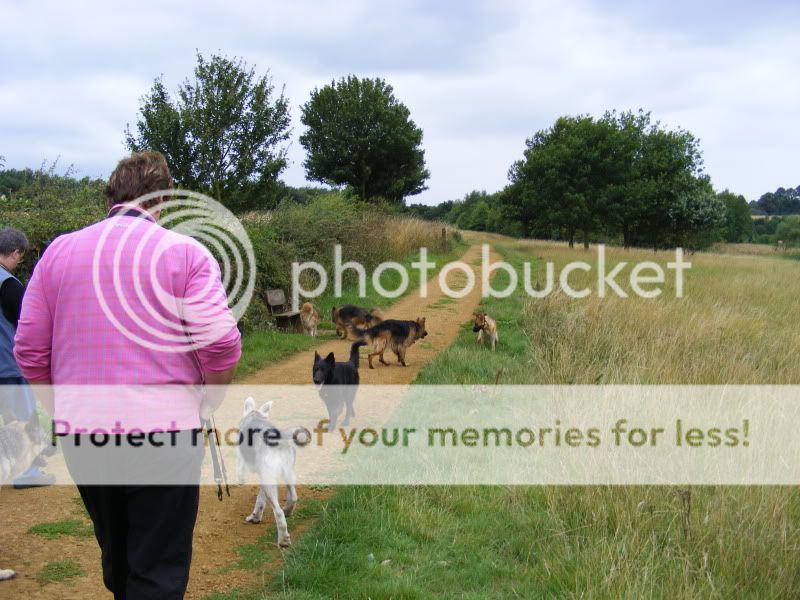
[0,242,497,599]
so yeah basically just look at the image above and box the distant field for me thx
[712,242,800,257]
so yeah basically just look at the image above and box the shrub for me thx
[1,168,105,282]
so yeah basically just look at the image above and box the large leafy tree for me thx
[125,52,291,209]
[299,76,429,203]
[718,189,753,242]
[509,115,621,248]
[507,110,713,249]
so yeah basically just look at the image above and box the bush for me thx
[1,167,105,282]
[5,176,456,335]
[776,215,800,247]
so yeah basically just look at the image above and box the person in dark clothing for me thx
[0,227,54,488]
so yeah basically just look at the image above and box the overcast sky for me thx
[1,0,798,204]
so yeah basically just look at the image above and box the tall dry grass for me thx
[712,242,800,257]
[383,215,455,257]
[405,238,800,598]
[516,241,800,384]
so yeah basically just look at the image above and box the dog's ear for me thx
[417,317,426,326]
[259,401,273,416]
[314,351,321,361]
[325,352,335,365]
[243,397,255,415]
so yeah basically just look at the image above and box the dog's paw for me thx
[278,535,292,548]
[245,514,261,524]
[0,568,16,581]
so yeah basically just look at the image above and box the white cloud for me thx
[1,0,798,203]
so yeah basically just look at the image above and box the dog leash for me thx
[203,415,230,501]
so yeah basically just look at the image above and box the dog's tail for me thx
[349,340,368,369]
[347,322,371,341]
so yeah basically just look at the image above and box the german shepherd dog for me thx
[331,305,384,339]
[1,415,55,580]
[472,312,498,351]
[353,318,428,369]
[237,397,306,547]
[300,302,320,337]
[312,340,367,431]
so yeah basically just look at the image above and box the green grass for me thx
[28,519,94,540]
[251,239,800,598]
[237,330,327,379]
[231,497,326,571]
[268,486,800,599]
[414,244,528,385]
[36,559,86,586]
[236,243,466,379]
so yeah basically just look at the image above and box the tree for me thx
[776,215,800,246]
[508,115,620,248]
[753,186,800,215]
[668,177,726,250]
[125,52,291,210]
[300,76,429,203]
[507,110,712,249]
[718,190,753,242]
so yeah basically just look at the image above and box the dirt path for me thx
[0,242,496,599]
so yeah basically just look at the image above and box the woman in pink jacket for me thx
[15,151,242,599]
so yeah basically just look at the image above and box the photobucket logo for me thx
[91,190,255,352]
[291,244,691,307]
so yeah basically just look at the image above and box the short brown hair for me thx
[105,151,173,209]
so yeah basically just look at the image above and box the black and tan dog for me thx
[331,304,384,339]
[352,318,428,369]
[472,312,498,351]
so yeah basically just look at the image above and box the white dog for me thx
[1,418,54,580]
[237,397,304,548]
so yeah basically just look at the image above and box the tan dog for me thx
[300,302,320,337]
[472,312,498,351]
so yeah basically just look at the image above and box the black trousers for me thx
[62,431,204,599]
[77,484,199,599]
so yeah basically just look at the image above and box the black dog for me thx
[312,340,367,431]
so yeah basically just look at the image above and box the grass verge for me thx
[236,243,466,379]
[28,519,94,540]
[36,559,86,586]
[253,239,800,598]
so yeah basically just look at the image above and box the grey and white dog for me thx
[237,397,305,548]
[0,416,55,580]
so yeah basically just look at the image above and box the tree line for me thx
[411,111,758,251]
[749,186,800,216]
[6,50,792,251]
[124,53,429,211]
